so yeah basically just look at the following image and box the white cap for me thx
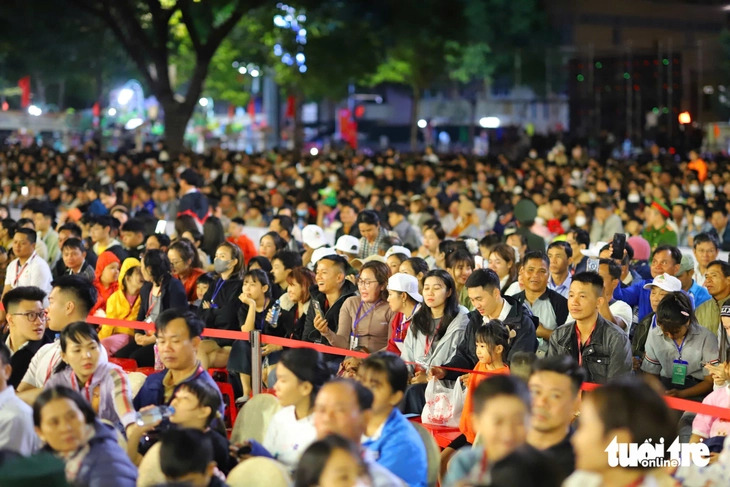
[311,246,336,265]
[387,273,423,303]
[302,224,327,249]
[643,273,682,293]
[335,235,360,255]
[580,241,608,258]
[384,245,412,259]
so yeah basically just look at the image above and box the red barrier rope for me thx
[87,316,730,421]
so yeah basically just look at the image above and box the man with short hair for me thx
[271,250,302,294]
[159,429,223,487]
[613,244,683,321]
[431,268,538,381]
[514,251,568,356]
[60,238,95,282]
[17,275,105,404]
[133,309,222,413]
[547,241,572,299]
[527,356,584,484]
[53,222,96,278]
[358,352,427,487]
[709,208,730,251]
[270,214,301,253]
[358,210,390,259]
[695,260,730,336]
[676,253,711,308]
[387,204,421,251]
[693,232,719,287]
[89,215,122,256]
[32,205,59,266]
[596,259,633,331]
[0,343,38,455]
[589,198,624,244]
[177,169,210,225]
[313,379,407,487]
[335,202,361,241]
[304,255,357,344]
[565,228,589,274]
[1,286,54,388]
[2,228,53,298]
[548,272,632,384]
[120,218,147,260]
[227,217,257,265]
[643,201,678,251]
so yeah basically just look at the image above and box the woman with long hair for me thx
[259,231,287,261]
[445,248,475,311]
[168,238,205,304]
[487,244,518,294]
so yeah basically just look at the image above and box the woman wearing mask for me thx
[168,239,205,304]
[46,322,136,430]
[319,261,394,352]
[197,242,245,370]
[34,386,137,487]
[99,258,143,355]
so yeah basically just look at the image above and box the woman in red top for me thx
[385,273,422,355]
[168,239,205,304]
[90,250,120,316]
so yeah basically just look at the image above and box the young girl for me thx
[385,273,422,355]
[90,250,121,316]
[228,269,275,402]
[691,359,730,445]
[46,322,136,430]
[99,258,143,355]
[192,272,215,308]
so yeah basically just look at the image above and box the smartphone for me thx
[611,233,626,260]
[312,299,324,318]
[587,258,599,272]
[155,220,167,234]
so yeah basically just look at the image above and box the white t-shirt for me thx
[21,339,108,389]
[4,253,52,298]
[262,405,316,469]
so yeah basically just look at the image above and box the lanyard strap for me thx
[395,304,420,339]
[352,300,380,336]
[424,318,443,356]
[674,333,688,360]
[210,278,225,304]
[70,372,94,403]
[13,253,36,287]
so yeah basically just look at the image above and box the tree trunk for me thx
[293,91,304,153]
[410,85,421,151]
[57,79,66,110]
[161,101,195,155]
[468,96,477,150]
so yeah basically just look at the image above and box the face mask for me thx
[213,259,231,274]
[265,180,276,189]
[156,167,164,175]
[295,180,305,189]
[694,215,705,227]
[296,209,308,217]
[689,184,700,194]
[575,215,587,227]
[627,193,640,203]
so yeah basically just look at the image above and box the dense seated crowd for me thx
[0,141,730,486]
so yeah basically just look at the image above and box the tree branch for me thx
[178,0,204,54]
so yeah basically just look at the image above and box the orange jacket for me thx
[459,363,510,443]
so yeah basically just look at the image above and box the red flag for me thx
[248,98,256,121]
[285,95,296,118]
[17,76,31,108]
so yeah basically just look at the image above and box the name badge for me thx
[349,334,359,350]
[672,359,688,386]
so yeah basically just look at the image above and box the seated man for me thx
[17,275,103,405]
[313,378,406,487]
[1,286,54,388]
[159,428,224,487]
[548,272,632,384]
[60,238,95,281]
[0,343,38,455]
[358,351,427,487]
[133,309,222,416]
[513,251,568,356]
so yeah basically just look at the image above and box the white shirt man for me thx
[3,229,53,299]
[0,344,39,455]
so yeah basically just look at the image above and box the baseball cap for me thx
[384,245,412,259]
[677,253,695,276]
[643,273,682,293]
[302,224,327,249]
[335,235,360,255]
[311,246,336,265]
[387,273,423,303]
[721,304,730,317]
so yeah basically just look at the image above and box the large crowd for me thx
[0,139,729,486]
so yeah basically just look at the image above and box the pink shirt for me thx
[692,385,730,438]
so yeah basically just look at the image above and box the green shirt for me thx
[643,224,678,252]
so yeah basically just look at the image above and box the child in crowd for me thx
[193,272,215,308]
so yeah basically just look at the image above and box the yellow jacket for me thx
[98,258,141,339]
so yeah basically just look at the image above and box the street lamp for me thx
[28,105,42,116]
[199,98,209,107]
[479,116,500,128]
[417,119,428,129]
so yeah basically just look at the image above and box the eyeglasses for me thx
[11,310,48,322]
[357,279,379,288]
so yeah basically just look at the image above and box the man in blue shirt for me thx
[359,351,427,487]
[676,253,711,308]
[613,245,682,321]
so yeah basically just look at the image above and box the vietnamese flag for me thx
[17,76,31,108]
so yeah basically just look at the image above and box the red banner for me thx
[17,76,31,108]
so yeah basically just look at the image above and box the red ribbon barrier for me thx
[87,316,730,421]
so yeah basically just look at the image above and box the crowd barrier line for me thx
[86,316,730,421]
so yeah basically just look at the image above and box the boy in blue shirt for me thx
[359,351,428,487]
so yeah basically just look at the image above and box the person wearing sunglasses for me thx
[1,286,54,388]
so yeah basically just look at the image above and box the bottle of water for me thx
[135,405,175,427]
[269,299,281,328]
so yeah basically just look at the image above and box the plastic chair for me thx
[208,367,229,382]
[108,357,138,372]
[411,422,441,487]
[127,371,148,397]
[216,381,238,428]
[226,457,291,487]
[230,393,280,444]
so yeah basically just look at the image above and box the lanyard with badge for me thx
[350,300,380,350]
[672,333,689,386]
[13,252,36,287]
[394,304,419,343]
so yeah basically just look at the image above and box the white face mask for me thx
[627,193,640,204]
[689,184,700,194]
[694,215,705,227]
[575,215,588,227]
